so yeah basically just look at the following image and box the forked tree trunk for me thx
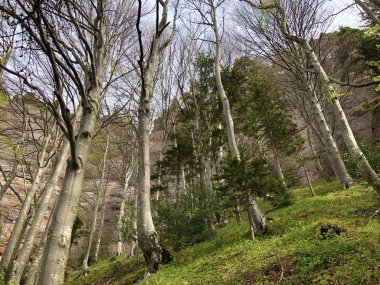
[37,2,106,281]
[302,40,380,195]
[246,194,266,240]
[0,131,53,274]
[38,86,105,284]
[9,140,71,284]
[82,134,109,274]
[136,0,176,275]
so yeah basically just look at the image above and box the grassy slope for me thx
[66,181,380,285]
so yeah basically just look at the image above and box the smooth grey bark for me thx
[25,196,57,285]
[9,139,71,284]
[303,164,316,197]
[246,194,266,240]
[240,0,353,189]
[301,40,380,195]
[355,0,380,24]
[136,0,177,275]
[306,86,353,188]
[37,2,107,283]
[82,134,109,274]
[115,168,133,256]
[210,2,240,160]
[128,192,138,258]
[0,130,53,274]
[273,146,287,189]
[208,0,265,235]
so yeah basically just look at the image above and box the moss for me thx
[66,181,380,285]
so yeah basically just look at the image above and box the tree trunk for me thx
[93,180,108,263]
[306,127,328,178]
[37,89,102,285]
[210,1,266,237]
[116,167,134,256]
[273,146,287,189]
[302,40,380,195]
[25,196,57,285]
[137,96,161,275]
[128,192,138,258]
[303,164,316,196]
[0,132,52,274]
[331,98,380,194]
[306,85,353,188]
[212,7,239,160]
[82,134,109,273]
[9,140,70,284]
[234,197,242,225]
[246,194,266,240]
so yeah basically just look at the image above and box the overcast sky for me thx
[329,0,363,30]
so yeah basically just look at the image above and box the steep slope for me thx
[66,181,380,285]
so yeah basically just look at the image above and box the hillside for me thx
[66,181,380,285]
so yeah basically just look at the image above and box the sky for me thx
[329,0,363,30]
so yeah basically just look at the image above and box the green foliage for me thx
[342,142,380,179]
[155,183,217,251]
[223,57,303,156]
[216,150,290,208]
[140,182,380,285]
[71,216,85,245]
[65,182,380,285]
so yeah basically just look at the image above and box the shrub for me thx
[342,142,380,179]
[155,183,217,251]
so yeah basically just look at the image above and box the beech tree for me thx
[236,0,355,188]
[135,0,178,275]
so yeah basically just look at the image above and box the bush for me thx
[155,183,217,251]
[342,142,380,179]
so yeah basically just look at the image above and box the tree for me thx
[237,0,354,189]
[135,0,178,275]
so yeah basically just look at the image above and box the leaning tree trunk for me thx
[272,146,287,189]
[25,195,58,285]
[9,140,70,284]
[246,194,266,240]
[303,164,316,197]
[306,126,328,179]
[302,40,380,195]
[304,77,353,189]
[0,131,53,274]
[38,89,103,284]
[210,2,265,234]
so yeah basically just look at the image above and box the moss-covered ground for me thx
[66,180,380,285]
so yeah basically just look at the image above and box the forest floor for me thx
[65,180,380,285]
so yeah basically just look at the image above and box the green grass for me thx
[65,180,380,285]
